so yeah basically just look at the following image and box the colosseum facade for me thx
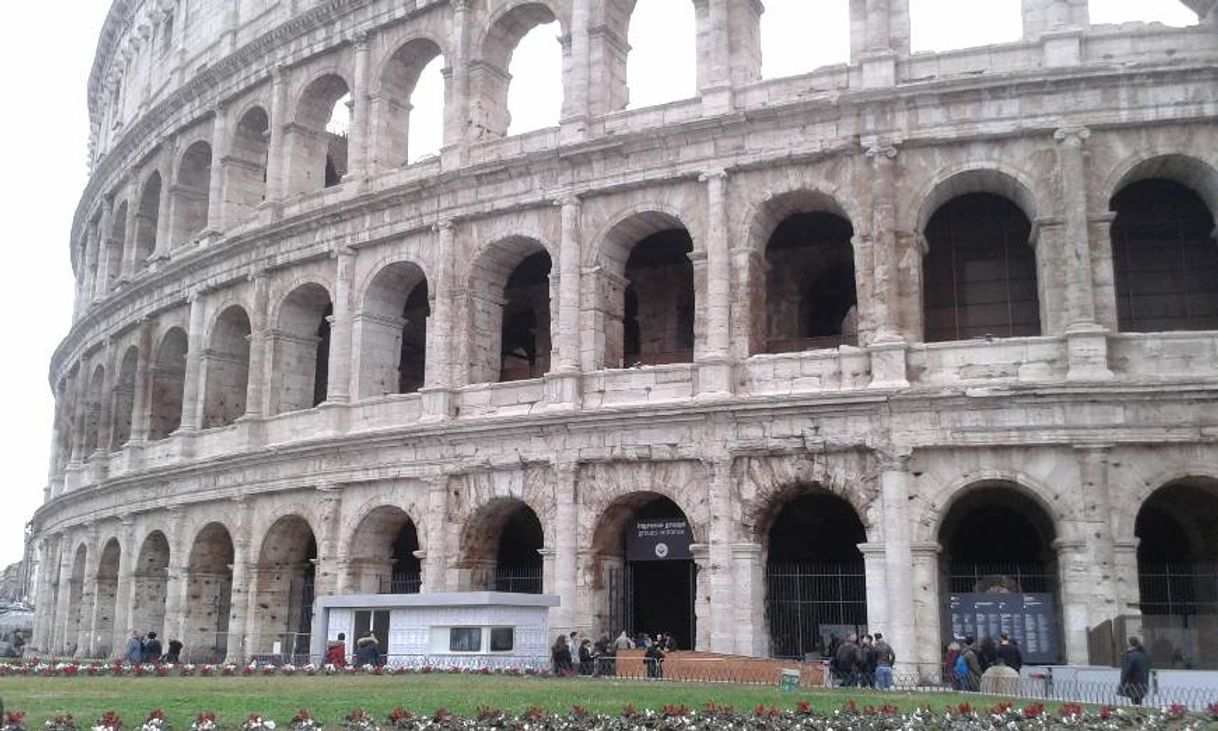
[30,0,1218,675]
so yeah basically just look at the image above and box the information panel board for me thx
[947,593,1059,664]
[626,518,692,561]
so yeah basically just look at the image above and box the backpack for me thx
[954,652,969,677]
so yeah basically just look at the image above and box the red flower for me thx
[1207,702,1218,719]
[1023,703,1045,719]
[621,705,639,719]
[841,700,859,714]
[523,706,546,721]
[661,705,689,718]
[570,706,587,718]
[956,702,973,716]
[475,707,501,721]
[795,701,812,715]
[1058,703,1083,717]
[1167,703,1187,719]
[1099,706,1113,720]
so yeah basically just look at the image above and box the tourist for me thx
[122,631,143,665]
[955,636,982,692]
[613,630,634,651]
[979,656,1021,695]
[833,633,860,687]
[325,632,347,666]
[10,630,25,658]
[872,632,896,690]
[943,640,962,689]
[594,633,616,676]
[635,631,651,648]
[164,638,183,664]
[858,634,877,688]
[1119,636,1151,706]
[997,632,1022,673]
[978,636,998,672]
[142,631,163,663]
[578,638,594,675]
[644,636,665,679]
[354,633,380,667]
[551,634,572,674]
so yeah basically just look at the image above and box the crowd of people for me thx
[551,630,676,678]
[826,632,897,689]
[941,633,1024,694]
[121,630,182,664]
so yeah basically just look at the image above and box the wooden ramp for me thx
[604,649,824,687]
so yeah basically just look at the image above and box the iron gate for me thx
[494,564,542,594]
[947,561,1055,594]
[1138,562,1218,616]
[766,561,867,660]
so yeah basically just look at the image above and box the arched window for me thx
[374,39,445,167]
[185,523,235,663]
[764,211,857,353]
[110,346,138,450]
[357,262,429,397]
[171,141,212,247]
[285,75,351,195]
[272,284,333,414]
[105,201,127,291]
[94,539,121,657]
[135,172,162,267]
[624,230,694,366]
[252,515,317,660]
[625,1,696,108]
[474,4,563,140]
[347,507,422,594]
[467,238,553,384]
[226,107,269,222]
[461,498,543,594]
[82,366,106,456]
[203,306,252,427]
[149,328,188,440]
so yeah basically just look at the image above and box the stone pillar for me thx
[1054,537,1092,664]
[244,273,270,420]
[442,1,472,162]
[423,476,449,592]
[731,542,766,656]
[552,464,578,635]
[225,498,252,663]
[53,545,73,654]
[315,486,344,597]
[697,170,732,396]
[178,291,207,432]
[850,0,908,87]
[69,362,90,466]
[94,199,115,299]
[32,537,58,653]
[695,0,733,113]
[97,341,119,457]
[422,222,455,420]
[162,512,190,643]
[207,105,229,233]
[690,543,712,651]
[129,321,154,443]
[326,247,356,404]
[706,459,735,652]
[121,183,141,279]
[864,140,909,388]
[545,198,582,407]
[79,527,101,657]
[860,541,890,636]
[82,223,101,307]
[910,542,942,680]
[559,0,591,141]
[110,517,136,656]
[347,33,370,184]
[879,450,917,675]
[265,67,289,203]
[153,139,177,259]
[1112,539,1142,633]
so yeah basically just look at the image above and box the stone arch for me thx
[131,530,171,644]
[65,542,88,655]
[911,164,1041,235]
[149,327,188,440]
[251,513,318,659]
[465,236,553,384]
[82,364,106,455]
[285,73,352,195]
[134,170,163,266]
[345,505,422,594]
[1106,154,1218,333]
[371,36,446,168]
[203,304,251,428]
[271,282,334,415]
[458,496,545,593]
[1105,153,1218,217]
[184,522,235,663]
[738,454,878,544]
[171,139,212,247]
[110,345,138,450]
[104,199,128,291]
[356,260,429,397]
[94,537,122,658]
[914,470,1073,547]
[226,105,271,221]
[471,1,566,140]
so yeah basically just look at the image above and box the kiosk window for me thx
[490,627,514,652]
[449,627,481,652]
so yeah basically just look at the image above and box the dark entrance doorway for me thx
[764,491,867,659]
[495,504,543,594]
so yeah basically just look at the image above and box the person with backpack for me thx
[872,632,896,690]
[955,636,982,691]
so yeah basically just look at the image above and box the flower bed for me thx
[1,702,1216,731]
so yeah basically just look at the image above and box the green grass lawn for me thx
[0,674,1017,725]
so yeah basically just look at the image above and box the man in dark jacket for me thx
[872,632,896,690]
[996,633,1022,673]
[858,634,878,688]
[1119,636,1152,705]
[354,633,381,667]
[142,631,163,663]
[834,633,861,687]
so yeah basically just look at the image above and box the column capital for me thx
[555,193,582,209]
[352,30,372,50]
[874,444,913,472]
[331,244,356,260]
[863,140,900,160]
[433,219,456,234]
[698,168,729,183]
[1054,126,1090,145]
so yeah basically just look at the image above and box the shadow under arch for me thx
[458,496,544,594]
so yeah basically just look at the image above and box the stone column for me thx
[207,105,229,233]
[94,199,115,299]
[552,464,578,635]
[315,486,344,597]
[731,542,766,656]
[225,498,252,663]
[69,362,90,466]
[153,138,177,259]
[326,247,356,404]
[559,0,591,141]
[265,67,289,204]
[110,517,136,656]
[859,541,890,636]
[347,33,370,184]
[422,222,455,420]
[694,0,733,113]
[864,140,910,388]
[98,341,119,457]
[423,476,449,592]
[706,458,735,652]
[1112,539,1142,635]
[880,449,917,675]
[32,537,57,653]
[546,197,582,406]
[244,273,270,420]
[690,543,712,651]
[697,170,732,396]
[129,321,154,443]
[442,0,472,163]
[910,542,942,680]
[121,183,141,280]
[850,0,908,87]
[53,545,74,654]
[178,291,207,432]
[82,223,101,307]
[79,527,101,657]
[1054,537,1092,664]
[162,511,189,643]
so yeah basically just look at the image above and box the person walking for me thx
[122,631,143,665]
[325,632,347,666]
[996,632,1022,673]
[643,636,665,679]
[833,633,861,687]
[872,632,896,690]
[1119,636,1152,706]
[944,640,962,689]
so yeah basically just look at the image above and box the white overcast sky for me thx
[0,0,1196,571]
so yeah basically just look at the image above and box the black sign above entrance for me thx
[626,518,692,561]
[948,593,1059,664]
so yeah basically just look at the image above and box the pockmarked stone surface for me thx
[29,0,1218,680]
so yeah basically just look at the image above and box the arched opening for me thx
[923,193,1039,342]
[500,252,552,382]
[475,4,562,140]
[149,328,188,440]
[461,499,543,594]
[54,376,75,472]
[357,262,429,398]
[938,484,1062,664]
[272,284,333,415]
[285,75,352,195]
[171,141,212,247]
[625,0,696,109]
[591,494,696,650]
[105,201,127,291]
[1110,179,1218,333]
[135,172,162,267]
[347,507,422,594]
[764,211,857,353]
[374,39,445,167]
[226,106,270,222]
[623,229,694,367]
[909,0,1021,52]
[763,490,867,660]
[66,544,88,655]
[467,239,552,384]
[82,365,106,456]
[760,0,850,79]
[252,515,317,661]
[94,539,121,658]
[110,346,138,450]
[184,523,234,663]
[1135,479,1218,669]
[203,306,251,428]
[131,531,171,645]
[1090,1,1198,26]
